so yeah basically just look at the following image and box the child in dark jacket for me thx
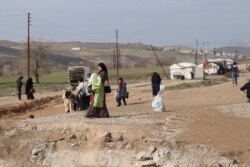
[116,78,127,106]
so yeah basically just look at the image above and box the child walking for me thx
[116,77,128,106]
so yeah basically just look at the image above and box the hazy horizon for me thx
[1,0,250,48]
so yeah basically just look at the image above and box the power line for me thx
[0,21,26,27]
[0,14,26,36]
[0,13,111,42]
[0,14,26,19]
[32,15,108,37]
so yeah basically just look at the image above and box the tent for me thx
[170,62,202,80]
[198,63,219,75]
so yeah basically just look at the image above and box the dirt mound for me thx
[0,95,62,118]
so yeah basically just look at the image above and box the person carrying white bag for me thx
[151,85,165,112]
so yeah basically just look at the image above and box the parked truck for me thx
[67,66,90,88]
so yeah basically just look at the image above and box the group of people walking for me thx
[17,61,250,119]
[16,76,35,100]
[63,62,129,118]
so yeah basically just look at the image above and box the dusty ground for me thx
[0,75,250,167]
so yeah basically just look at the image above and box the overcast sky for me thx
[1,0,250,48]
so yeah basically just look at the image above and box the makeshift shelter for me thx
[207,59,234,71]
[198,63,219,75]
[203,58,235,75]
[170,62,202,80]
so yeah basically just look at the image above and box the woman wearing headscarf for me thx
[86,63,109,118]
[25,77,34,100]
[151,72,161,96]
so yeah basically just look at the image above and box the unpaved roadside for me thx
[1,76,250,166]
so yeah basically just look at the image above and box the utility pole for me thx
[150,44,169,79]
[207,41,209,56]
[213,48,216,76]
[118,49,121,68]
[113,50,116,68]
[235,49,238,60]
[202,43,205,62]
[116,29,119,84]
[206,41,209,60]
[27,13,31,78]
[195,40,198,65]
[202,43,206,80]
[178,46,180,64]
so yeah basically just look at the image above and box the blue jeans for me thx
[116,93,126,105]
[232,73,237,86]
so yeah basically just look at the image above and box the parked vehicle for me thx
[68,66,90,88]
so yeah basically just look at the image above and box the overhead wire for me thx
[0,14,26,21]
[32,14,110,41]
[33,14,107,35]
[0,13,118,42]
[32,25,77,42]
[0,14,26,34]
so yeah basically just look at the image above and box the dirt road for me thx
[0,76,250,167]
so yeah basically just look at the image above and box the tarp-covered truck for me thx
[68,66,90,88]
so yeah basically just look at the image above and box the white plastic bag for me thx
[114,92,119,99]
[152,85,165,112]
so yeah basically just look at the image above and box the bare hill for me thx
[217,46,250,57]
[0,45,20,57]
[0,44,92,66]
[0,40,21,48]
[2,40,250,76]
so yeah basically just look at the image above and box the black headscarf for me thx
[151,72,161,84]
[26,78,33,88]
[97,63,108,75]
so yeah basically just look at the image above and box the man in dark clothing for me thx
[231,62,239,86]
[240,78,250,102]
[25,77,34,100]
[16,76,23,100]
[151,72,161,96]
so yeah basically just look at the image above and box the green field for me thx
[0,72,69,96]
[0,67,170,96]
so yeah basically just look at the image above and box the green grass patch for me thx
[0,68,227,97]
[0,67,170,96]
[38,72,68,84]
[0,76,18,96]
[0,72,69,97]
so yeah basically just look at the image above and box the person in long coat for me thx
[16,76,23,100]
[86,63,109,118]
[151,72,161,96]
[25,77,34,100]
